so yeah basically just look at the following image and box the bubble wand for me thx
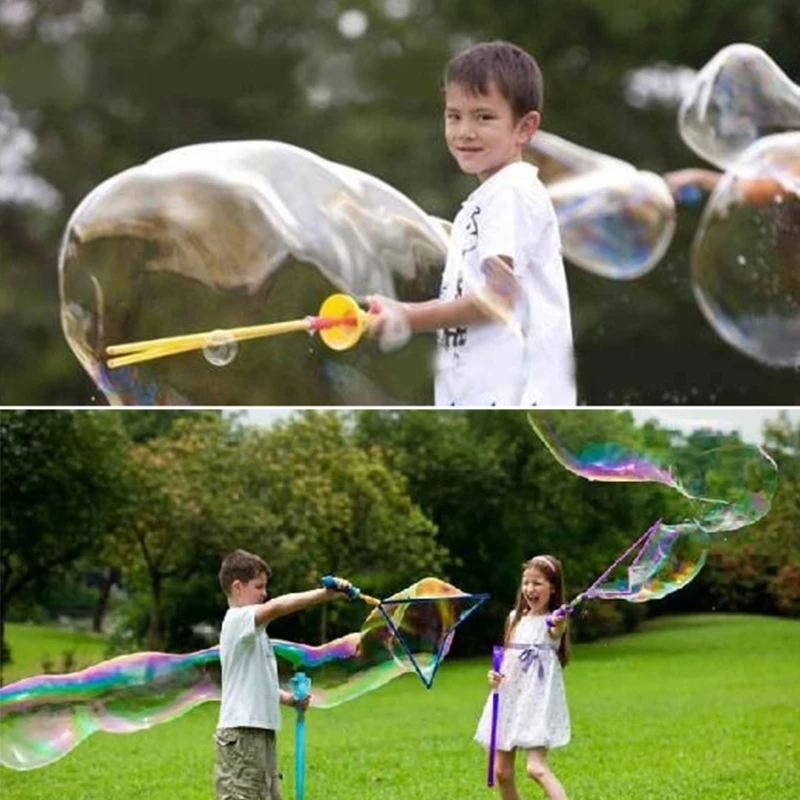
[104,294,372,368]
[319,575,489,689]
[289,672,311,800]
[546,518,664,628]
[319,575,380,606]
[486,644,504,788]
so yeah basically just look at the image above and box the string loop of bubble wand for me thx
[546,518,663,628]
[104,294,373,368]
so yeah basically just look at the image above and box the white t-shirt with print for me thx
[435,160,576,406]
[217,605,281,730]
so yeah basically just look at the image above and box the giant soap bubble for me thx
[679,43,800,170]
[529,410,778,602]
[59,141,448,405]
[526,131,676,279]
[690,131,800,367]
[62,135,678,406]
[0,578,485,769]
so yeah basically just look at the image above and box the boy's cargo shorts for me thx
[214,727,282,800]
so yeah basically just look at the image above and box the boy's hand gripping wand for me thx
[319,575,380,607]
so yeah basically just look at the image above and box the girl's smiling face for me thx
[521,566,553,614]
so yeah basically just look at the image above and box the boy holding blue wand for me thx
[214,549,351,800]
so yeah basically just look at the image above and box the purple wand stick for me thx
[487,645,504,788]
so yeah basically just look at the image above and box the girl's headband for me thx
[529,555,557,573]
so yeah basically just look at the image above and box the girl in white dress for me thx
[475,555,571,800]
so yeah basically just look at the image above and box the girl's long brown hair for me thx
[504,555,570,667]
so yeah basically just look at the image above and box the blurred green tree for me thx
[0,409,130,665]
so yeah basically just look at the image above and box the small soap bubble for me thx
[202,330,238,367]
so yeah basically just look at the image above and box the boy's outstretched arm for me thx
[404,294,493,333]
[368,254,516,339]
[665,168,792,207]
[255,577,352,626]
[368,290,495,342]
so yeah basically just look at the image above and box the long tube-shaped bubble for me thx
[0,579,487,770]
[528,411,777,603]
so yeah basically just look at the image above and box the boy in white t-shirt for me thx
[370,41,576,406]
[214,549,351,800]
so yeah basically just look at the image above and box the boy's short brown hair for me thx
[219,549,271,595]
[444,40,544,120]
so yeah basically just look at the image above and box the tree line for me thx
[1,408,797,675]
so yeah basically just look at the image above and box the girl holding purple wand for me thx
[475,556,571,800]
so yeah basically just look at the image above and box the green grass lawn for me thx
[2,615,798,799]
[1,623,107,685]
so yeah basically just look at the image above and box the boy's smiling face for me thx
[444,80,540,183]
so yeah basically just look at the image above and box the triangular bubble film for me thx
[275,577,489,705]
[372,577,489,689]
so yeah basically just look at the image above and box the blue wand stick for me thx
[290,672,311,800]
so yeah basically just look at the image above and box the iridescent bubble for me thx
[201,330,238,367]
[59,141,448,405]
[587,518,711,602]
[679,43,800,170]
[278,578,487,707]
[0,649,221,770]
[690,131,800,367]
[528,411,778,603]
[526,131,676,279]
[0,578,486,769]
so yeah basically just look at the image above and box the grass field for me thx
[1,623,107,685]
[2,615,798,799]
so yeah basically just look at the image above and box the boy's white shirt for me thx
[217,605,281,730]
[435,160,576,406]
